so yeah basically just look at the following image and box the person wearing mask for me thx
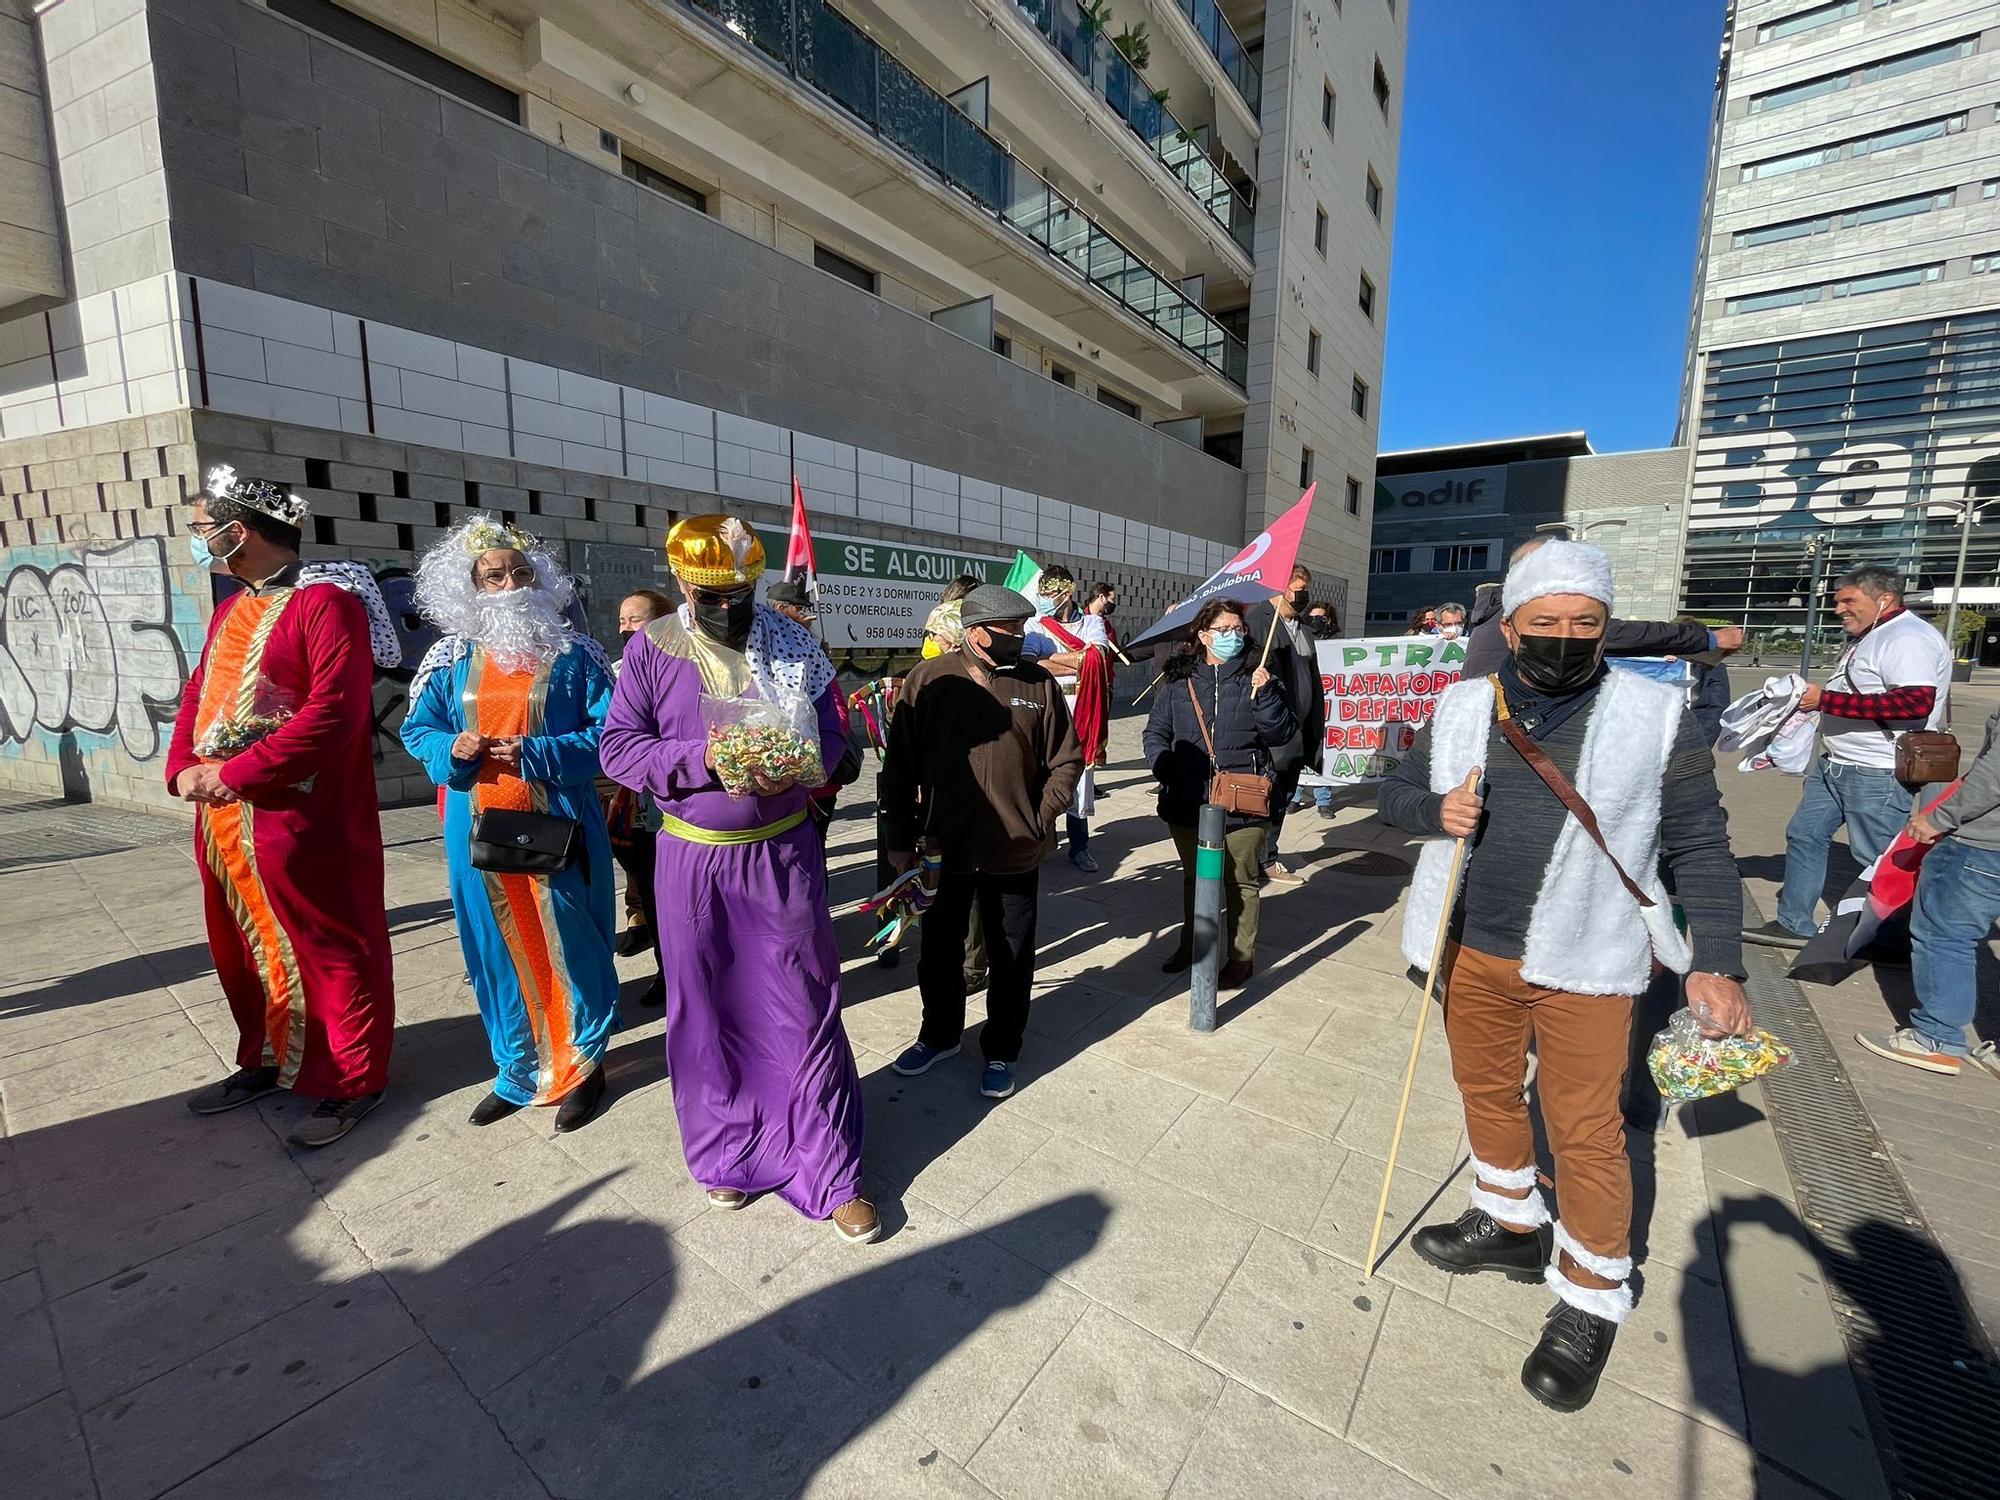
[1246,565,1323,884]
[1024,565,1112,874]
[168,467,395,1148]
[1859,699,2000,1076]
[606,589,675,1004]
[400,517,620,1133]
[599,515,875,1244]
[1460,546,1742,681]
[1749,566,1954,949]
[1379,539,1748,1412]
[1435,602,1468,640]
[881,586,1083,1100]
[1144,599,1298,987]
[1301,602,1342,818]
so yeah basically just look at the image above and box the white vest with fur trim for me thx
[1400,671,1695,996]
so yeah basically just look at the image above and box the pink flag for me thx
[1129,484,1318,646]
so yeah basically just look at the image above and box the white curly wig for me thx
[413,514,579,672]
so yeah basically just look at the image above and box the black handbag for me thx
[470,807,584,878]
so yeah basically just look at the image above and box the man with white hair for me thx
[1379,538,1751,1412]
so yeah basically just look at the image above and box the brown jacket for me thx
[880,653,1082,873]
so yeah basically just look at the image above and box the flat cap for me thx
[957,584,1036,628]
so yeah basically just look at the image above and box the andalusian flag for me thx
[1002,548,1042,599]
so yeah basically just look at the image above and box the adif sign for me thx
[1690,428,2000,529]
[1373,464,1508,520]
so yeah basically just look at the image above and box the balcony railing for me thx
[1010,0,1254,256]
[1175,0,1260,115]
[680,0,1247,388]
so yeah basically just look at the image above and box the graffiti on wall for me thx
[0,537,190,762]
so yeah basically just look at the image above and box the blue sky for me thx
[1379,0,1728,456]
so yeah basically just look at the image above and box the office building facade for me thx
[0,0,1402,809]
[1677,0,2000,652]
[1364,434,1691,633]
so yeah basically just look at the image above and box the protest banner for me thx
[753,527,1010,648]
[1299,635,1468,785]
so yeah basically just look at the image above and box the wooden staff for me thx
[1132,670,1165,705]
[1363,770,1482,1278]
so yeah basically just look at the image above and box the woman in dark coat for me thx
[1143,598,1298,987]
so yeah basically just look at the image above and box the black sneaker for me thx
[1743,919,1808,950]
[1411,1208,1547,1281]
[636,976,665,1008]
[288,1091,383,1148]
[186,1066,282,1115]
[1521,1301,1619,1413]
[615,925,650,959]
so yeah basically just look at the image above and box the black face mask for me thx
[1289,588,1309,609]
[1307,617,1335,639]
[975,631,1024,670]
[1101,602,1117,617]
[693,594,755,643]
[1513,633,1605,694]
[617,629,636,651]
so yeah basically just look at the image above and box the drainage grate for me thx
[1744,946,2000,1500]
[0,798,189,871]
[1319,849,1414,879]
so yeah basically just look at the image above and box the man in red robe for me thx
[166,466,395,1148]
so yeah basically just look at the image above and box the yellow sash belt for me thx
[658,807,807,845]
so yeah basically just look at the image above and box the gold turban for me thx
[666,514,765,587]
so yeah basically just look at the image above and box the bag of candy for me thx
[700,681,827,798]
[1646,1005,1792,1102]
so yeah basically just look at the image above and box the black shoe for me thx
[1521,1301,1619,1413]
[615,925,650,959]
[186,1065,282,1115]
[637,976,665,1008]
[1218,959,1254,989]
[1160,950,1193,974]
[876,948,902,969]
[468,1091,523,1127]
[554,1068,605,1133]
[1411,1208,1547,1282]
[1742,919,1808,950]
[288,1091,383,1148]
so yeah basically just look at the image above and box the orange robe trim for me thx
[192,591,309,1086]
[467,646,589,1104]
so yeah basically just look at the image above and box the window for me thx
[1299,447,1315,488]
[1986,181,2000,199]
[1853,114,1961,157]
[1346,476,1362,515]
[1306,328,1322,375]
[1740,143,1841,181]
[1050,364,1077,389]
[813,244,877,293]
[1432,544,1491,572]
[1370,546,1413,574]
[1351,375,1370,417]
[1358,272,1376,319]
[621,157,707,213]
[992,333,1013,358]
[267,0,520,120]
[1738,113,1962,180]
[1725,262,1943,315]
[1365,169,1383,219]
[1732,189,1954,246]
[1748,37,1976,114]
[1314,206,1328,255]
[1096,387,1140,419]
[1373,59,1392,115]
[1757,0,1861,43]
[1322,82,1336,136]
[1974,256,1994,275]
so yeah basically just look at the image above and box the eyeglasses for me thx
[475,566,538,587]
[187,519,238,537]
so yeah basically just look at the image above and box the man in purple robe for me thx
[599,514,876,1244]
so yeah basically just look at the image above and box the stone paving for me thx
[0,717,1893,1499]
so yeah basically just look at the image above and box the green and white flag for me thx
[1002,548,1042,600]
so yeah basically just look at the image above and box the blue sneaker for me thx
[892,1041,959,1076]
[981,1061,1016,1099]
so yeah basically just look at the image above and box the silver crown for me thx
[205,464,310,527]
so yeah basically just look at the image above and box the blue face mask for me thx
[1209,630,1246,661]
[189,524,241,571]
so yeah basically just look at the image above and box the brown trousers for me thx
[1443,945,1634,1264]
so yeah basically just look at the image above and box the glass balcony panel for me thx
[795,2,875,120]
[1005,161,1055,243]
[878,57,944,174]
[698,0,792,62]
[943,109,1008,211]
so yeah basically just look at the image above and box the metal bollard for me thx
[1189,801,1226,1032]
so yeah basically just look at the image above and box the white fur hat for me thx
[1502,538,1615,616]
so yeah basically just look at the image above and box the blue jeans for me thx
[1908,838,2000,1055]
[1065,814,1089,855]
[1776,759,1911,936]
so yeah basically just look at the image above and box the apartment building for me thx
[1677,0,2000,646]
[0,0,1402,809]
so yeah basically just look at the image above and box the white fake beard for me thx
[471,589,572,673]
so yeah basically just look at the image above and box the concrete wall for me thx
[0,0,66,312]
[144,0,1247,548]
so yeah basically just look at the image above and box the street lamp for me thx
[1536,519,1629,542]
[1936,494,2000,662]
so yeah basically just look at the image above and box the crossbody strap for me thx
[1187,678,1219,768]
[1488,675,1655,910]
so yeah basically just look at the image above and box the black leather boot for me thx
[467,1091,522,1127]
[554,1067,606,1134]
[1410,1208,1547,1281]
[1521,1301,1619,1412]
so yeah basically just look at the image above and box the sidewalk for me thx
[0,719,1880,1499]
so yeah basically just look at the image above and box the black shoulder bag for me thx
[471,807,585,879]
